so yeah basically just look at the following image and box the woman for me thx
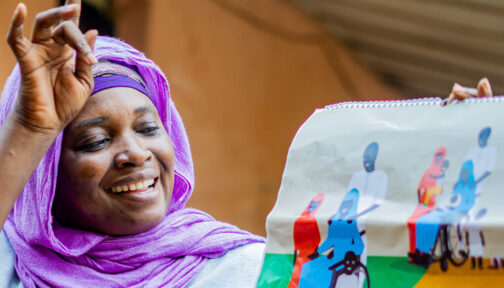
[407,147,448,260]
[0,2,263,287]
[0,2,494,288]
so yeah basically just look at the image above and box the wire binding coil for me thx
[322,96,504,111]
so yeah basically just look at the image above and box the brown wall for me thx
[141,0,402,235]
[0,1,54,91]
[0,0,402,236]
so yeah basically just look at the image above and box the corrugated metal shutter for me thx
[293,0,504,97]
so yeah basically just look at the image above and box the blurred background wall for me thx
[10,0,497,236]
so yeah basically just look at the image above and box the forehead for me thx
[79,87,156,117]
[65,87,159,133]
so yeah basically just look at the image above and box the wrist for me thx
[6,112,60,144]
[12,108,62,138]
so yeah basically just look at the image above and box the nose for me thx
[114,136,153,168]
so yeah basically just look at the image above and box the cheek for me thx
[60,151,110,190]
[152,135,175,172]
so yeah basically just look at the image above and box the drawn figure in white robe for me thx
[346,142,388,288]
[460,127,496,250]
[464,127,496,197]
[466,208,487,270]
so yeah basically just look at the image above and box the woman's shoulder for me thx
[0,229,23,288]
[187,242,266,288]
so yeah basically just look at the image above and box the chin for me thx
[100,215,166,236]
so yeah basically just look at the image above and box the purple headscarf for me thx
[0,36,264,288]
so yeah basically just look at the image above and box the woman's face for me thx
[53,87,174,236]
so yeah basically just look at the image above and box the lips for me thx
[105,169,163,205]
[110,178,156,193]
[107,177,161,203]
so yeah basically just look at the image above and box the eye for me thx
[137,123,160,136]
[77,137,111,152]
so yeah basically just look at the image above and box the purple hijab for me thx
[0,36,264,288]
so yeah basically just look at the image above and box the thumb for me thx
[477,78,492,98]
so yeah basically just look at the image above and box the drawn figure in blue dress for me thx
[415,160,477,258]
[299,188,373,288]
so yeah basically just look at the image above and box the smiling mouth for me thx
[109,178,158,194]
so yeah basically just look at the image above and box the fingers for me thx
[452,83,478,99]
[52,21,97,65]
[31,4,80,42]
[446,83,475,104]
[65,0,82,27]
[477,78,492,97]
[446,78,492,104]
[6,3,29,59]
[74,30,98,91]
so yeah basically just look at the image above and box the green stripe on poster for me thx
[256,254,428,288]
[257,253,294,288]
[366,256,427,288]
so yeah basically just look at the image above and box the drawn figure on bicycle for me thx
[413,160,476,266]
[299,188,374,288]
[408,147,449,262]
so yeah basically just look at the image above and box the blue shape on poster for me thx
[299,189,365,288]
[416,160,477,254]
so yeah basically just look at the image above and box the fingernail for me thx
[13,3,20,17]
[483,82,493,97]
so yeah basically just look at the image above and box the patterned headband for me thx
[91,60,150,96]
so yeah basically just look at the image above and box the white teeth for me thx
[110,179,155,193]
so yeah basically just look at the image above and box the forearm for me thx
[0,114,58,227]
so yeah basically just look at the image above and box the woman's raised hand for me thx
[6,0,98,135]
[446,78,493,104]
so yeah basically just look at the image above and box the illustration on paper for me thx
[410,127,496,272]
[288,193,325,287]
[298,142,387,288]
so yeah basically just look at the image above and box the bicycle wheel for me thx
[448,224,468,266]
[430,229,443,262]
[331,263,369,288]
[355,264,371,288]
[441,257,448,272]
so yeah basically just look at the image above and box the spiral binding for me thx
[322,96,504,111]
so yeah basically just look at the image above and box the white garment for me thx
[0,229,265,288]
[466,223,484,257]
[187,242,265,288]
[464,145,497,195]
[460,145,496,235]
[347,169,388,288]
[348,169,388,235]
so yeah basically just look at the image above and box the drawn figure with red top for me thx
[288,193,325,288]
[407,147,449,260]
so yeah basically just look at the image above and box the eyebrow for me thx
[75,117,108,129]
[134,106,151,114]
[74,106,152,129]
